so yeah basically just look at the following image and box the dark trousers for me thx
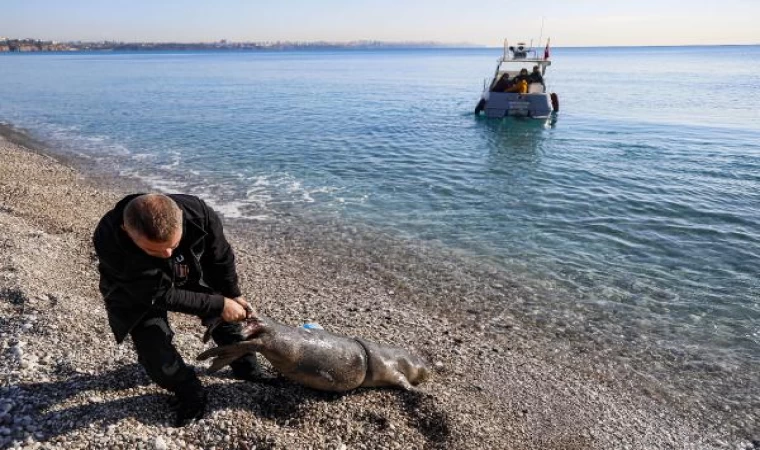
[130,309,257,396]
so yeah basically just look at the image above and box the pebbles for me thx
[0,131,755,449]
[154,436,168,450]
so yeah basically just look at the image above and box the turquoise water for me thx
[1,47,759,370]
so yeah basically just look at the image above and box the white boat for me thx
[474,39,559,119]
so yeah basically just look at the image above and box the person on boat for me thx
[529,65,545,87]
[503,68,528,93]
[505,69,529,94]
[515,68,530,82]
[93,193,260,427]
[505,79,528,94]
[491,73,512,92]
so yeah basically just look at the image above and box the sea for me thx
[1,46,759,404]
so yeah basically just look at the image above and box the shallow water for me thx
[0,46,758,372]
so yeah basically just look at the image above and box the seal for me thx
[197,316,430,392]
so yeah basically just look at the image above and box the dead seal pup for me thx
[197,316,430,392]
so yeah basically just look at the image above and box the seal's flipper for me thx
[208,353,245,374]
[197,341,263,373]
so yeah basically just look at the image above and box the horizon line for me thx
[2,37,758,49]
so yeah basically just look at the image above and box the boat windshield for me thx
[495,61,550,79]
[499,59,549,71]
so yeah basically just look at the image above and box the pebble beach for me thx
[0,128,756,449]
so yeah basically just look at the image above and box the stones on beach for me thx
[0,402,13,416]
[154,436,168,450]
[9,342,24,360]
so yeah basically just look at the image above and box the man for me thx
[93,193,259,426]
[529,65,545,87]
[506,74,528,94]
[515,67,531,83]
[490,73,512,92]
[503,68,529,94]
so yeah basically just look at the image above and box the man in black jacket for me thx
[93,193,259,426]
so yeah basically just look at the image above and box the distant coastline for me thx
[1,38,756,53]
[0,38,479,53]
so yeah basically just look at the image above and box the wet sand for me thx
[0,126,753,449]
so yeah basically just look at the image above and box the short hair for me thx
[123,194,182,242]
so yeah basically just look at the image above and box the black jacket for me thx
[93,194,241,343]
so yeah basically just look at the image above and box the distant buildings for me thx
[0,38,76,52]
[0,37,474,53]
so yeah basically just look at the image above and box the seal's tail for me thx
[197,342,262,373]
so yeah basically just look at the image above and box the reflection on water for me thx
[478,117,550,197]
[477,114,554,156]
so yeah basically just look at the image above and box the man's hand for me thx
[232,296,256,318]
[221,298,247,322]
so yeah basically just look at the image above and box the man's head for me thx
[532,65,540,73]
[122,194,183,258]
[520,68,529,76]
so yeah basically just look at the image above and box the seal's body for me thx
[197,316,430,392]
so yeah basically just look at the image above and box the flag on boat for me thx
[544,39,551,60]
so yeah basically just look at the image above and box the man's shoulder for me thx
[169,194,208,215]
[92,209,128,264]
[168,193,202,205]
[169,194,220,231]
[93,205,122,245]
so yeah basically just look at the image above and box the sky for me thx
[1,0,758,47]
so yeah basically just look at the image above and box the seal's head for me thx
[202,315,269,344]
[239,316,269,339]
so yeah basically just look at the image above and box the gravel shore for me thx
[0,130,754,449]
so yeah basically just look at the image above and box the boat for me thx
[474,39,558,119]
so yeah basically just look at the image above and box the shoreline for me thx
[0,126,754,448]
